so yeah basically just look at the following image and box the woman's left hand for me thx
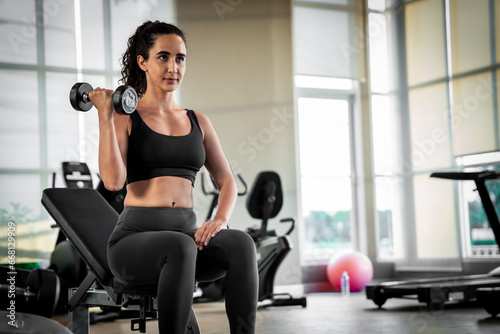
[194,219,227,250]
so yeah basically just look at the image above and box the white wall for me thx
[176,0,302,286]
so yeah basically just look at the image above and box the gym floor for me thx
[52,292,500,334]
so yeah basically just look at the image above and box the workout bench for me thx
[41,188,200,334]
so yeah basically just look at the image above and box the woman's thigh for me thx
[186,229,256,281]
[108,231,197,285]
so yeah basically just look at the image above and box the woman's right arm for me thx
[89,88,130,191]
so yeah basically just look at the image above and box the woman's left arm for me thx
[194,111,237,250]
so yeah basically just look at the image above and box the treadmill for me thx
[366,170,500,314]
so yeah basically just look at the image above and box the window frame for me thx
[294,81,362,265]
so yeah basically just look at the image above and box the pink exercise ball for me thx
[326,251,373,292]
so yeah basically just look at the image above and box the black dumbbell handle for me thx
[82,91,91,104]
[0,284,36,298]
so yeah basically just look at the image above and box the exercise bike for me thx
[199,170,307,308]
[245,171,307,308]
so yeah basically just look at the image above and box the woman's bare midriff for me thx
[124,176,194,208]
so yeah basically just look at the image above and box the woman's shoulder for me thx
[188,109,217,140]
[189,109,212,127]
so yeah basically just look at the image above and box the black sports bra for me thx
[126,109,206,186]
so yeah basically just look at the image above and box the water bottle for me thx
[341,271,350,296]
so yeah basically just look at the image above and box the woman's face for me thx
[139,34,187,93]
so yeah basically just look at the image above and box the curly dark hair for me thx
[120,21,187,97]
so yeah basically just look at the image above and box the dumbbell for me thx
[1,268,60,318]
[69,82,138,115]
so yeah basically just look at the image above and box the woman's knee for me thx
[221,229,257,262]
[163,233,197,263]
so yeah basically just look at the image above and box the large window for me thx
[368,0,500,267]
[0,0,174,266]
[293,0,364,263]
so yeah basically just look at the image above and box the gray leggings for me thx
[107,206,258,334]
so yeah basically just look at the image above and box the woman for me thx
[89,21,258,333]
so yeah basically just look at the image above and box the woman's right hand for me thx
[94,87,130,191]
[88,88,115,121]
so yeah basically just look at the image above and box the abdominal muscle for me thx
[123,176,194,208]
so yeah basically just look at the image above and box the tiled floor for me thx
[51,292,500,334]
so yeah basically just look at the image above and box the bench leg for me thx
[68,304,90,334]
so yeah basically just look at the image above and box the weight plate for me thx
[69,82,93,112]
[25,269,60,318]
[113,85,138,115]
